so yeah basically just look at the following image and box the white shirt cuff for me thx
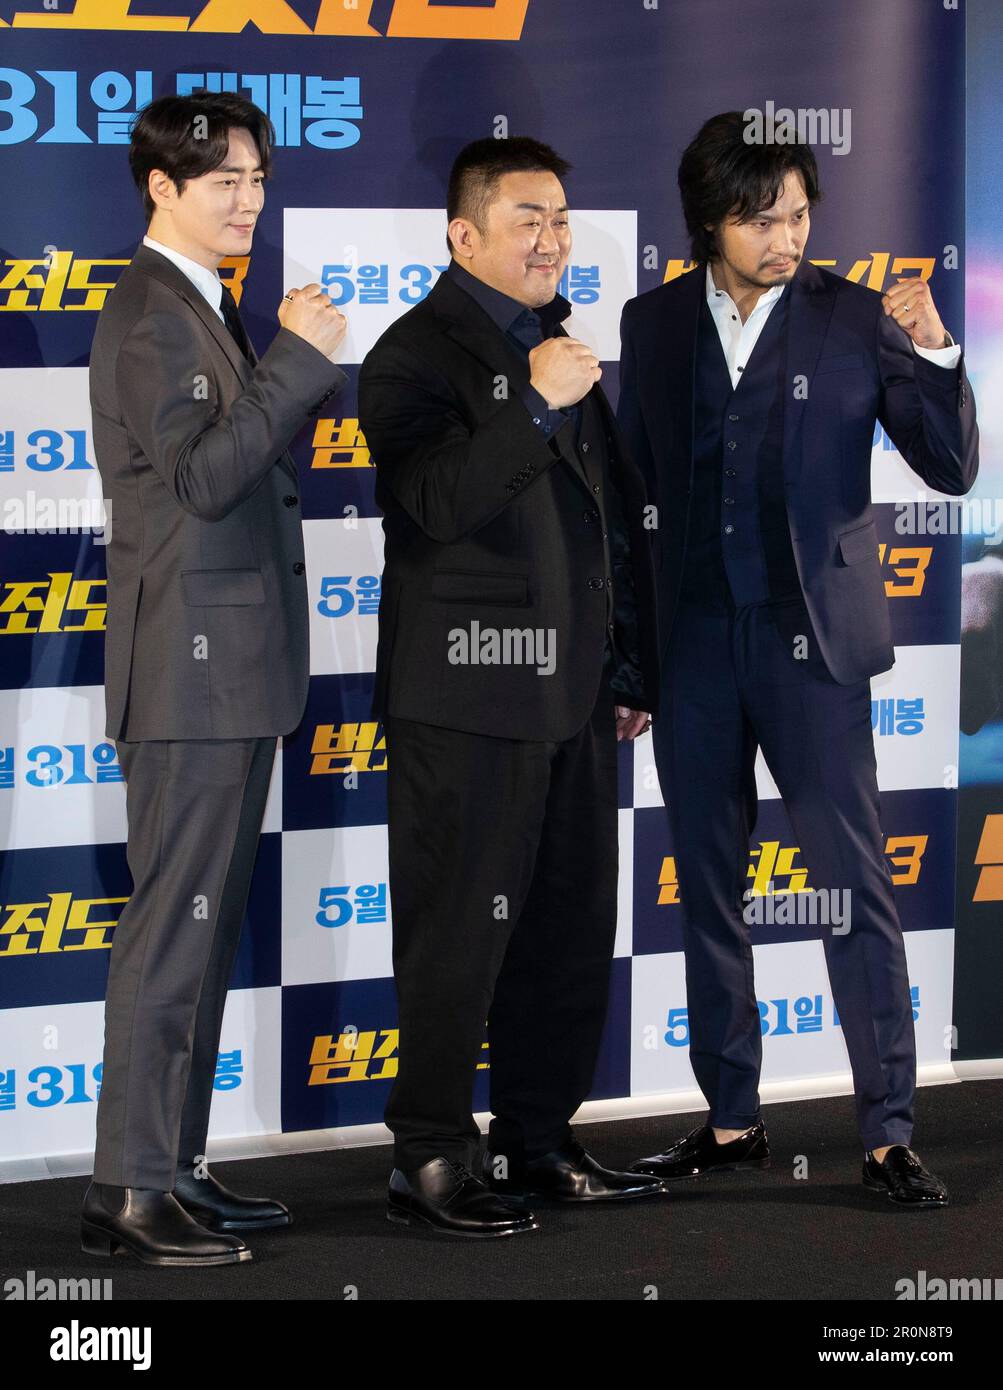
[913,336,962,369]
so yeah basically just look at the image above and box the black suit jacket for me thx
[617,259,979,684]
[358,271,659,740]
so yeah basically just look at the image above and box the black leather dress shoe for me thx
[630,1120,770,1180]
[387,1157,539,1238]
[172,1163,291,1232]
[483,1139,666,1202]
[862,1146,948,1208]
[81,1182,251,1266]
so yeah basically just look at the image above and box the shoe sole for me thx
[632,1156,772,1182]
[862,1177,948,1208]
[386,1204,539,1238]
[489,1184,668,1204]
[80,1220,252,1266]
[195,1213,292,1233]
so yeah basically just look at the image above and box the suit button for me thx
[728,413,739,421]
[724,496,736,505]
[726,440,738,451]
[293,561,305,575]
[723,525,735,536]
[588,577,604,590]
[592,484,600,494]
[726,468,737,477]
[284,495,299,507]
[583,511,594,522]
[582,441,591,453]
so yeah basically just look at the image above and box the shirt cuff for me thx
[913,335,962,369]
[520,383,568,436]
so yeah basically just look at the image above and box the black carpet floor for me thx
[2,1081,1000,1302]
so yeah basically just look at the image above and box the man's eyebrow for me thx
[514,202,570,213]
[217,164,266,173]
[749,201,810,220]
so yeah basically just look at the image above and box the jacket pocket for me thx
[815,352,866,375]
[430,569,529,606]
[181,568,266,606]
[837,520,879,566]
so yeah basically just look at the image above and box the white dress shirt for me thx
[704,262,962,388]
[142,235,225,324]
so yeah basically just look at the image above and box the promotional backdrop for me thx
[0,0,984,1176]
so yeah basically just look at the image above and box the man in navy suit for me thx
[618,112,978,1206]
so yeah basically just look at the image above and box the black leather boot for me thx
[172,1163,291,1232]
[81,1181,251,1266]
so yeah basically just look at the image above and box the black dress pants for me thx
[383,676,619,1172]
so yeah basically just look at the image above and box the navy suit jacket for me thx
[617,259,979,684]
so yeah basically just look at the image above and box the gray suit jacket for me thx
[89,243,346,741]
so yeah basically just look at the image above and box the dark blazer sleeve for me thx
[115,312,346,522]
[358,337,569,545]
[876,309,978,497]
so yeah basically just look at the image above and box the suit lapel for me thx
[782,259,839,484]
[131,244,298,484]
[666,260,838,490]
[651,266,704,492]
[132,244,252,387]
[431,273,595,497]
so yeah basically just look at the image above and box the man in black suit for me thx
[358,137,665,1236]
[618,112,978,1206]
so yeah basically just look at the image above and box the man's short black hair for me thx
[678,111,822,264]
[129,91,275,224]
[446,136,572,254]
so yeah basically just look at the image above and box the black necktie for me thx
[219,283,254,363]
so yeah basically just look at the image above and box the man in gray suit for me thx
[83,92,347,1266]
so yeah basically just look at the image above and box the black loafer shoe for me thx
[862,1146,948,1207]
[483,1139,666,1202]
[172,1163,291,1232]
[81,1182,251,1266]
[387,1157,539,1238]
[629,1120,770,1180]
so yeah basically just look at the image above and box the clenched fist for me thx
[882,276,949,351]
[278,283,348,361]
[529,336,602,410]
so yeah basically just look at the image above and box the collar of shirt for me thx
[704,261,785,322]
[142,235,225,323]
[446,257,570,339]
[704,261,787,388]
